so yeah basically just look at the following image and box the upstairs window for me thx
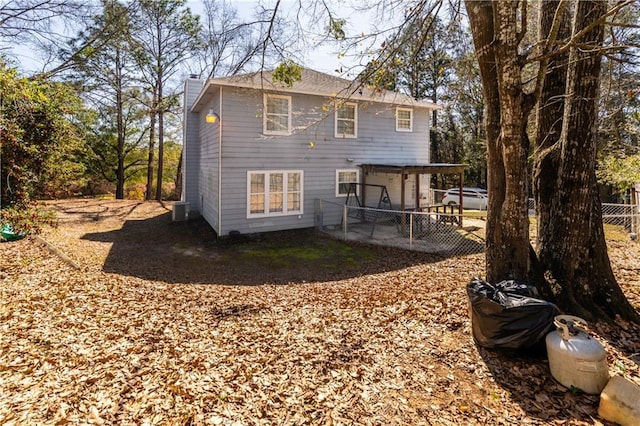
[264,94,291,135]
[335,102,357,138]
[396,107,413,132]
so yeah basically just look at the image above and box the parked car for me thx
[441,187,488,210]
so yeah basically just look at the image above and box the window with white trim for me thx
[263,94,291,135]
[335,102,357,138]
[396,107,413,132]
[247,170,303,218]
[336,169,359,197]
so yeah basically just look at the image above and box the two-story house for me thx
[181,68,459,236]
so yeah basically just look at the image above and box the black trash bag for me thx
[495,279,539,298]
[467,277,560,351]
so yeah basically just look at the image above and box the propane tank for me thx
[545,315,609,395]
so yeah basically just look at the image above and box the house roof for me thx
[190,68,441,112]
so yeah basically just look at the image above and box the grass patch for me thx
[235,232,375,270]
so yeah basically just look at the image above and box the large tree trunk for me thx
[493,1,534,282]
[466,1,532,283]
[533,0,570,237]
[531,0,571,298]
[465,1,500,280]
[466,0,638,322]
[536,0,638,322]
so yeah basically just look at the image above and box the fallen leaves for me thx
[0,199,638,425]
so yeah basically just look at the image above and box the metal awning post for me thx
[361,168,367,207]
[415,172,420,209]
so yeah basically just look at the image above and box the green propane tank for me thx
[545,315,609,394]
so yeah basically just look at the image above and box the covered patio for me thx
[314,197,486,256]
[358,163,467,227]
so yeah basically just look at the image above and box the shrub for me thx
[0,203,57,238]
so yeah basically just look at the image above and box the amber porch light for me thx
[206,109,220,124]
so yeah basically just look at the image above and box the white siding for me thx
[182,78,204,208]
[199,89,221,233]
[365,172,418,209]
[196,85,432,236]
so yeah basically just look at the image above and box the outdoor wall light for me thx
[206,109,220,124]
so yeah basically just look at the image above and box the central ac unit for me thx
[172,202,189,222]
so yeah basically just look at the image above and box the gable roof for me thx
[190,67,441,112]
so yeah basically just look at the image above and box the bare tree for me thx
[132,0,200,201]
[189,0,264,78]
[0,0,98,75]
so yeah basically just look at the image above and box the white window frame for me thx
[335,169,360,197]
[396,107,413,132]
[334,102,358,138]
[263,94,292,135]
[247,170,303,218]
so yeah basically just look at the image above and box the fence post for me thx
[632,197,639,237]
[409,212,413,250]
[342,205,348,241]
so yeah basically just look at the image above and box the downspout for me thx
[218,87,223,235]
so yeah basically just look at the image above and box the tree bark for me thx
[466,1,532,283]
[493,1,533,282]
[532,0,571,297]
[536,0,638,322]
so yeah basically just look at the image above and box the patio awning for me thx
[359,163,466,175]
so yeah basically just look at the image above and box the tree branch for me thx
[532,0,569,103]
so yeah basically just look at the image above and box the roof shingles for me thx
[191,67,440,111]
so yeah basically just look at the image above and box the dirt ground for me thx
[1,198,639,425]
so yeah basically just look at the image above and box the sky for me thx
[5,0,385,78]
[186,0,381,77]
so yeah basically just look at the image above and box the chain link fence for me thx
[527,200,639,234]
[315,198,639,256]
[602,203,639,235]
[315,199,486,256]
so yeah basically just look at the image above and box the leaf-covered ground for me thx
[1,199,639,425]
